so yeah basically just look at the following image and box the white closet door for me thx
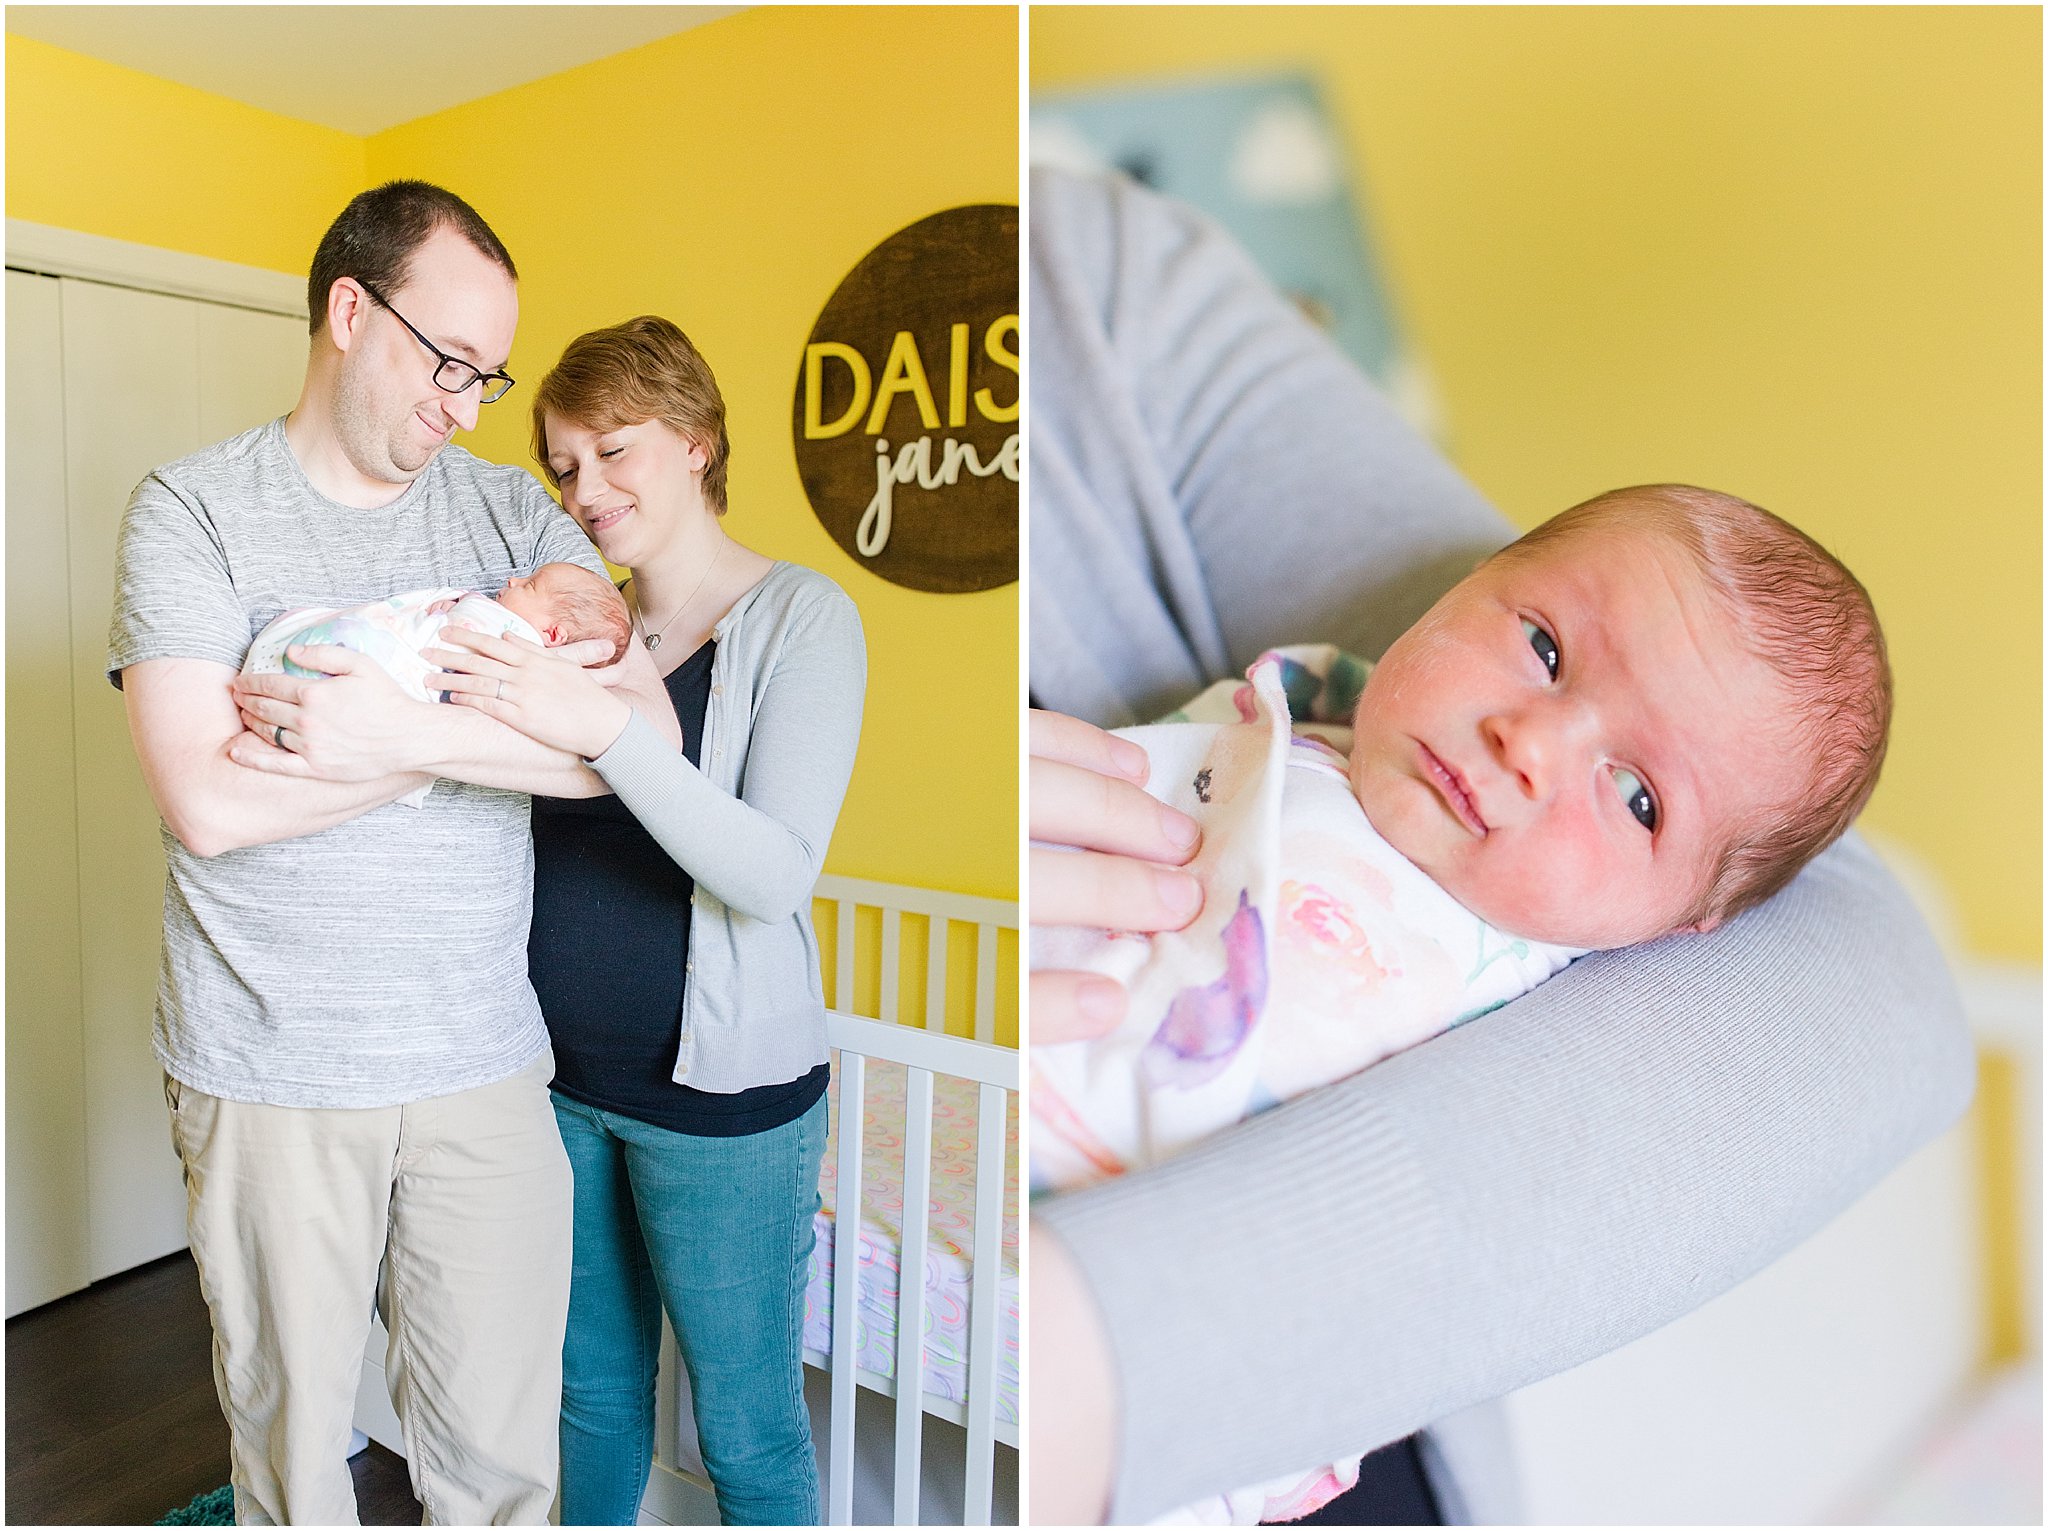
[200,301,306,442]
[58,280,305,1282]
[6,270,90,1316]
[62,279,205,1280]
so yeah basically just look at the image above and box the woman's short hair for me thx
[531,316,731,514]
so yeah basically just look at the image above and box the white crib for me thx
[352,875,1020,1527]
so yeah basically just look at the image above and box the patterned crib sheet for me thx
[803,1055,1021,1429]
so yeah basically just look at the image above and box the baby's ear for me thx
[544,624,564,646]
[1678,912,1723,936]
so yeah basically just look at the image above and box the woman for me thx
[432,315,866,1526]
[1025,167,1972,1524]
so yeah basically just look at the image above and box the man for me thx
[109,181,680,1525]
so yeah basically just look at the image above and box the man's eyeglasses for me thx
[356,278,516,404]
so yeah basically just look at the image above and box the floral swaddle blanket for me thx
[1030,646,1580,1524]
[242,588,545,808]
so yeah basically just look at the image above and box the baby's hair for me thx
[541,568,633,661]
[1500,485,1892,927]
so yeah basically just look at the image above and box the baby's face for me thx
[496,564,596,644]
[494,567,568,638]
[1347,522,1804,948]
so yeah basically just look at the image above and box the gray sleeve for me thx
[1029,166,1511,726]
[1028,167,1976,1522]
[587,584,866,923]
[518,470,610,580]
[107,470,250,685]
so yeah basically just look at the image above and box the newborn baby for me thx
[1030,484,1892,1524]
[242,562,631,806]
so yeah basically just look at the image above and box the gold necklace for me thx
[633,540,724,653]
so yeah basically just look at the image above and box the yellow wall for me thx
[367,5,1018,900]
[5,35,365,274]
[7,9,1020,911]
[1035,5,2041,961]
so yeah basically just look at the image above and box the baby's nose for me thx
[1482,714,1547,796]
[1483,703,1594,797]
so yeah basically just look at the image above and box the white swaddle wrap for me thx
[1031,647,1580,1524]
[243,588,545,808]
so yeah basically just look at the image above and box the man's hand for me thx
[1030,709,1203,1043]
[230,645,430,780]
[123,655,435,857]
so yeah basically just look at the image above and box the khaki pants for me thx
[165,1055,572,1526]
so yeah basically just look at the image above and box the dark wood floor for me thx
[6,1250,422,1526]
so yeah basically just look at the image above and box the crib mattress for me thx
[803,1055,1020,1429]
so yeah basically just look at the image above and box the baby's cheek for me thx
[1349,768,1431,862]
[1456,838,1604,946]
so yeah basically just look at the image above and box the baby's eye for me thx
[1522,618,1559,681]
[1613,767,1657,832]
[599,447,623,460]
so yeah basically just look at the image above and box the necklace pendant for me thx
[644,632,660,652]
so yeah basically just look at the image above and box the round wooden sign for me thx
[792,205,1019,593]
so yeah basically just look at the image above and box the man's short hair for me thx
[530,316,731,515]
[1499,484,1892,927]
[306,181,516,336]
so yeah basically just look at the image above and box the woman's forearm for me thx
[590,713,832,919]
[1031,168,1972,1519]
[1028,1227,1120,1523]
[589,597,866,921]
[410,701,611,797]
[1035,831,1973,1521]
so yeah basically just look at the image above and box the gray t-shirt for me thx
[107,416,606,1109]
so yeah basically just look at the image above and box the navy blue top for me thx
[530,637,829,1136]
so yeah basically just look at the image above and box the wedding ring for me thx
[273,724,286,749]
[496,679,506,701]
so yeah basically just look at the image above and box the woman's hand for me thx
[1030,709,1203,1042]
[424,628,635,761]
[1028,1224,1119,1524]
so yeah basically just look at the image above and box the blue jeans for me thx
[553,1092,826,1526]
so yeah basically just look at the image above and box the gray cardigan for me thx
[589,560,866,1094]
[1029,167,1976,1523]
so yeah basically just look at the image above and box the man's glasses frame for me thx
[356,278,516,404]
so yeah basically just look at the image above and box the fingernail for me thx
[1155,869,1203,921]
[1076,977,1126,1026]
[1109,737,1149,780]
[1158,804,1201,852]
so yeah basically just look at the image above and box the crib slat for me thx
[974,924,997,1044]
[962,1081,1006,1523]
[893,1065,936,1524]
[925,918,948,1035]
[881,908,901,1025]
[836,898,855,1015]
[828,1051,866,1526]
